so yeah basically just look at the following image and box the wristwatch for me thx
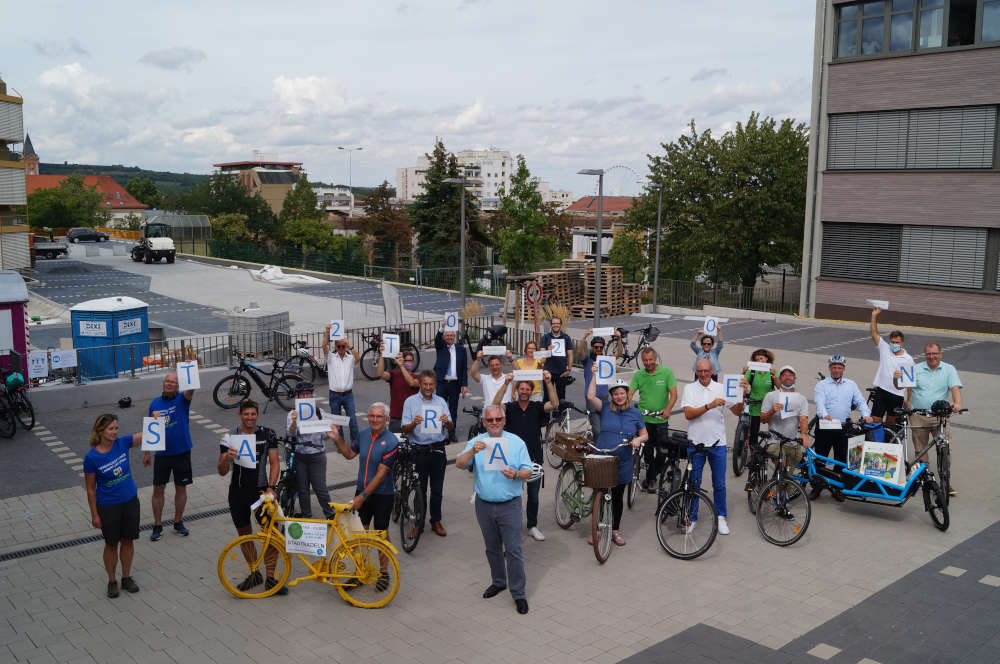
[360,491,369,500]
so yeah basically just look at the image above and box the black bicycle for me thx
[212,353,302,411]
[464,405,485,441]
[606,324,659,368]
[743,432,770,515]
[286,339,327,383]
[359,330,421,381]
[654,442,720,560]
[461,322,508,366]
[0,394,16,438]
[754,432,811,546]
[731,396,761,477]
[1,369,35,430]
[391,436,427,554]
[274,437,301,517]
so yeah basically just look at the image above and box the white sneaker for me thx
[717,516,730,535]
[528,527,545,541]
[683,521,696,535]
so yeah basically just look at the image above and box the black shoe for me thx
[120,576,140,593]
[237,570,263,592]
[265,577,289,596]
[483,584,507,598]
[808,486,822,501]
[515,598,529,614]
[107,581,119,598]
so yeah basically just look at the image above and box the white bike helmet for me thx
[609,378,629,394]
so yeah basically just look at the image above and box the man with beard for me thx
[144,372,196,541]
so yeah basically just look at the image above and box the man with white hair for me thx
[331,402,398,536]
[456,403,535,615]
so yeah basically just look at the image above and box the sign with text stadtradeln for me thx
[284,521,329,557]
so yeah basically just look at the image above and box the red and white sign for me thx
[525,281,542,305]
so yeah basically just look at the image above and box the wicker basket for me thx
[552,432,587,463]
[582,454,619,488]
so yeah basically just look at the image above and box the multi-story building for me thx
[213,157,303,215]
[800,0,1000,333]
[0,78,31,272]
[535,180,574,210]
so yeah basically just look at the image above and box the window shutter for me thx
[899,226,987,288]
[821,223,900,281]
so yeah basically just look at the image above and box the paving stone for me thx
[978,574,1000,587]
[939,565,966,577]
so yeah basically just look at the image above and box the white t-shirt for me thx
[761,390,809,440]
[481,373,512,405]
[872,337,913,396]
[327,352,356,392]
[680,381,727,447]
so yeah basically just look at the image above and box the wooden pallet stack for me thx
[504,260,643,321]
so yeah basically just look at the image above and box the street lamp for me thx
[442,176,483,310]
[337,146,363,217]
[577,169,605,326]
[648,183,664,310]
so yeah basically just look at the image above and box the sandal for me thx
[612,532,626,546]
[375,571,390,592]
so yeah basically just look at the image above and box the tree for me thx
[540,201,573,255]
[279,175,319,225]
[493,155,556,275]
[125,177,163,208]
[282,218,335,267]
[625,112,808,303]
[361,180,412,279]
[210,213,251,242]
[408,139,487,271]
[166,174,276,241]
[607,229,646,283]
[27,173,108,228]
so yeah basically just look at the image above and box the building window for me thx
[890,1,915,50]
[820,223,902,281]
[984,0,1000,41]
[837,0,1000,56]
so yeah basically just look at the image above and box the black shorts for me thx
[97,496,140,546]
[228,482,263,529]
[357,493,394,531]
[870,387,904,419]
[153,451,193,486]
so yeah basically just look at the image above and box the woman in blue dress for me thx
[586,377,648,546]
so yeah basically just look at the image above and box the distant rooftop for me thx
[213,160,303,168]
[565,196,635,214]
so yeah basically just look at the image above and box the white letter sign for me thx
[421,407,442,435]
[296,398,317,422]
[328,320,345,341]
[176,360,200,390]
[141,417,166,451]
[482,346,507,356]
[897,363,916,388]
[551,339,566,357]
[227,434,258,469]
[444,312,459,332]
[866,299,889,310]
[723,375,742,405]
[533,349,552,359]
[592,327,615,338]
[513,369,543,382]
[483,438,510,471]
[702,317,720,336]
[747,361,772,373]
[595,356,616,385]
[382,333,400,358]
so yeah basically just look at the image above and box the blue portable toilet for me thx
[71,296,150,380]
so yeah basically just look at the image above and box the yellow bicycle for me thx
[217,495,400,608]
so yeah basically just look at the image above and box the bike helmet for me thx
[118,396,132,408]
[827,354,846,367]
[930,399,953,417]
[609,378,629,394]
[294,380,315,394]
[590,336,606,347]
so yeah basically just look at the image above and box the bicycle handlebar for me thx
[463,406,483,415]
[557,400,588,415]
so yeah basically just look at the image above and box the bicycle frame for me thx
[800,447,927,506]
[234,358,284,397]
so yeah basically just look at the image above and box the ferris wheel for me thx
[593,164,644,197]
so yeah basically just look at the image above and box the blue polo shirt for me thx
[540,331,574,375]
[352,428,398,495]
[464,431,533,502]
[910,361,962,410]
[84,435,138,506]
[401,393,450,444]
[148,392,192,456]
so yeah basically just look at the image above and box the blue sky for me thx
[4,0,816,196]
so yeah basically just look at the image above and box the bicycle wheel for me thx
[554,464,580,529]
[276,480,297,518]
[12,393,34,430]
[399,486,424,553]
[591,490,613,564]
[273,375,301,411]
[936,445,951,506]
[217,533,292,599]
[807,416,819,440]
[359,348,381,380]
[627,448,642,509]
[655,488,718,560]
[731,422,747,477]
[327,537,400,608]
[923,481,949,531]
[286,356,317,383]
[746,459,767,515]
[606,338,628,367]
[544,435,564,469]
[756,479,811,546]
[213,374,252,409]
[401,344,420,371]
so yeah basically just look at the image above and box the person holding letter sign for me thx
[581,329,622,436]
[377,346,419,432]
[401,371,454,537]
[471,351,513,405]
[287,381,339,520]
[540,317,574,402]
[217,399,286,595]
[760,366,811,469]
[456,404,535,615]
[84,414,144,598]
[869,306,912,425]
[812,355,872,501]
[737,349,778,456]
[144,372,196,542]
[434,318,468,443]
[691,327,724,380]
[514,341,544,400]
[322,325,361,447]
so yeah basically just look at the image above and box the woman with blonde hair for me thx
[84,414,143,598]
[512,340,544,401]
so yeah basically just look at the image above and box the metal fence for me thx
[653,270,801,315]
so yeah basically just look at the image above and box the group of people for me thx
[82,309,964,615]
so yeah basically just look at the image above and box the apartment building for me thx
[0,78,31,272]
[213,158,303,215]
[800,0,1000,333]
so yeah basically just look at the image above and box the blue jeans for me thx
[689,444,727,520]
[328,391,359,446]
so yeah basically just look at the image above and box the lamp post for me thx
[577,169,605,326]
[442,177,482,310]
[337,146,362,217]
[648,184,664,310]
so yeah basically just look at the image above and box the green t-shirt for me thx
[744,369,775,416]
[629,366,677,424]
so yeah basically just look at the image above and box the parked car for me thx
[66,227,109,243]
[33,230,69,259]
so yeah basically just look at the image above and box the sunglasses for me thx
[484,417,504,423]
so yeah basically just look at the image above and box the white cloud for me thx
[690,67,727,82]
[438,97,492,132]
[138,47,207,73]
[38,62,108,108]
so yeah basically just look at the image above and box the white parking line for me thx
[725,325,819,344]
[805,335,873,352]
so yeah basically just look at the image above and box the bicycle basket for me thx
[582,454,619,489]
[552,432,587,462]
[5,372,24,389]
[643,326,660,342]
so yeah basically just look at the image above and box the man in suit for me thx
[434,318,468,443]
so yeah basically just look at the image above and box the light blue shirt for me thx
[401,392,450,444]
[690,339,724,374]
[814,376,871,421]
[910,361,962,410]
[463,431,532,503]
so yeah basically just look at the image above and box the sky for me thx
[4,0,817,197]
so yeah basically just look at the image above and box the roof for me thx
[565,196,635,213]
[147,213,210,229]
[213,161,303,168]
[25,175,149,209]
[255,171,299,185]
[23,133,36,158]
[70,296,147,312]
[0,270,28,303]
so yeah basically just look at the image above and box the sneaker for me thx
[718,516,730,535]
[107,581,119,598]
[948,487,957,498]
[236,570,263,592]
[683,521,696,535]
[528,527,545,541]
[173,522,190,536]
[265,577,289,596]
[150,525,163,542]
[375,572,390,592]
[120,576,139,593]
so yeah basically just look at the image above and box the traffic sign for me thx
[526,281,542,305]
